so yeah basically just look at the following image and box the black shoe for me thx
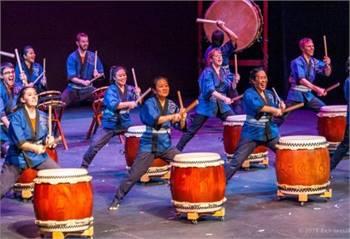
[108,198,120,211]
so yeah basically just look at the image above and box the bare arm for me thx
[299,78,326,96]
[20,142,46,154]
[1,116,10,128]
[217,21,238,44]
[212,91,232,104]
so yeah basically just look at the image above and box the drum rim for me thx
[173,152,221,162]
[38,90,62,97]
[37,168,88,177]
[224,114,247,122]
[320,105,347,112]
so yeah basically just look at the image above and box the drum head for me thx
[277,135,328,150]
[125,125,146,137]
[320,105,347,112]
[204,0,263,52]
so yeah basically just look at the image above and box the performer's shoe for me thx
[108,198,120,211]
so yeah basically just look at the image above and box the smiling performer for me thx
[286,37,332,112]
[176,48,239,152]
[61,32,104,107]
[225,67,285,180]
[0,86,59,199]
[0,63,18,158]
[81,66,140,169]
[108,75,186,211]
[14,46,47,93]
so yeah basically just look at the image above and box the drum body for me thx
[14,148,58,195]
[33,168,93,232]
[275,136,330,195]
[223,115,268,163]
[170,152,226,213]
[317,105,347,150]
[204,0,263,52]
[125,125,170,177]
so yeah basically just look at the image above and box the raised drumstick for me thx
[272,87,282,104]
[184,99,199,113]
[32,72,44,85]
[234,54,238,75]
[131,68,141,99]
[323,35,328,57]
[135,87,152,104]
[43,58,46,77]
[283,103,304,113]
[177,90,184,109]
[94,51,98,72]
[14,48,23,73]
[196,18,217,24]
[0,50,15,58]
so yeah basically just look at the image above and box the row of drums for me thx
[32,133,331,231]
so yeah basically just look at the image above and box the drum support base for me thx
[242,158,269,170]
[177,207,225,224]
[14,189,33,200]
[40,225,94,239]
[277,189,332,205]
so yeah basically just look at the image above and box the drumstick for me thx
[14,48,24,74]
[323,35,328,57]
[48,104,52,136]
[272,87,281,104]
[177,90,184,109]
[325,82,340,93]
[45,136,62,149]
[234,54,238,75]
[43,58,46,78]
[231,94,243,103]
[32,72,44,85]
[0,50,15,58]
[196,18,217,24]
[283,103,304,113]
[135,87,152,104]
[89,73,105,85]
[184,99,199,113]
[131,68,141,99]
[94,50,98,72]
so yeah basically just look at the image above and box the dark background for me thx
[1,1,349,104]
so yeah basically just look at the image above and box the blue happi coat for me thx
[5,108,49,169]
[66,50,104,89]
[287,56,327,102]
[0,80,17,142]
[101,84,137,130]
[139,96,181,153]
[241,87,280,141]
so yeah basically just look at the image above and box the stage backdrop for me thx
[1,1,349,104]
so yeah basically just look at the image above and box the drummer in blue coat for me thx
[15,45,47,93]
[61,32,104,107]
[0,63,18,157]
[108,76,186,210]
[286,37,332,111]
[0,86,59,199]
[204,20,243,114]
[225,68,285,180]
[176,48,239,151]
[81,66,140,169]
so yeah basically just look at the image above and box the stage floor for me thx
[1,106,349,239]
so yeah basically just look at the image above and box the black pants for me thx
[330,124,349,171]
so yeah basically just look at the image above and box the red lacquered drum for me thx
[317,105,347,151]
[275,136,330,195]
[33,168,93,232]
[204,0,263,52]
[13,148,58,197]
[223,115,268,163]
[125,125,170,177]
[170,152,226,213]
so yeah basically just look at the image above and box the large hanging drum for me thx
[275,136,330,195]
[125,125,170,178]
[170,152,226,213]
[33,168,93,232]
[204,0,263,52]
[317,105,347,151]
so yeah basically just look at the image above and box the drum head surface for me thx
[204,0,262,52]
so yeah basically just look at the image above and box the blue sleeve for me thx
[140,99,160,128]
[0,95,6,118]
[221,41,235,57]
[8,112,27,147]
[243,90,264,113]
[291,60,306,84]
[104,87,121,112]
[66,54,77,80]
[126,85,137,101]
[199,69,215,99]
[315,59,326,75]
[344,78,349,103]
[96,56,104,73]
